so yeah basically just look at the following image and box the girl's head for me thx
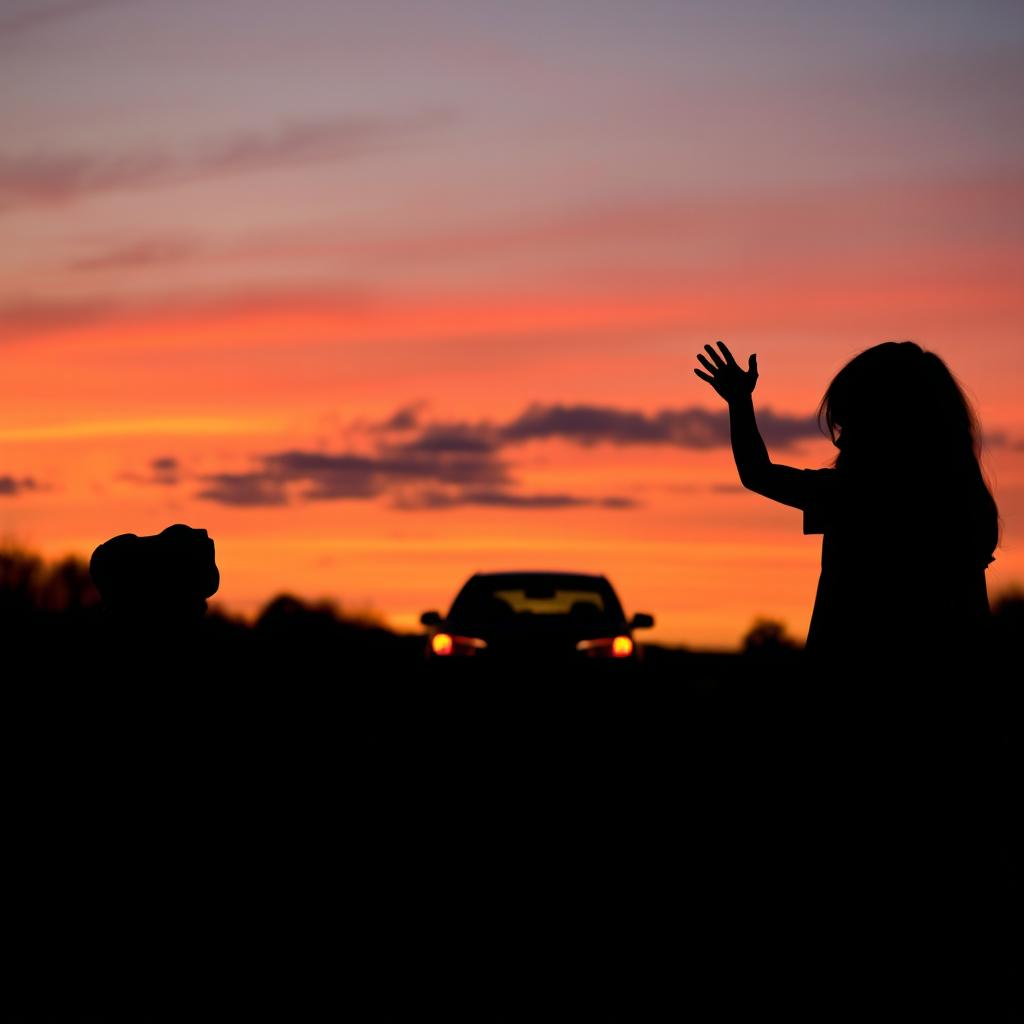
[818,340,999,562]
[818,341,981,468]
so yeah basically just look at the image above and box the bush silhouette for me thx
[742,617,800,656]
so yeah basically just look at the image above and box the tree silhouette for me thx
[741,617,799,656]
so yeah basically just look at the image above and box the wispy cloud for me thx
[0,151,167,208]
[0,296,115,336]
[194,114,448,173]
[371,402,427,433]
[0,285,374,343]
[983,431,1024,452]
[0,110,453,210]
[0,475,41,497]
[118,456,181,488]
[68,238,199,272]
[395,489,636,510]
[234,173,1024,273]
[0,0,126,39]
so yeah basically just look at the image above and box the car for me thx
[419,571,654,667]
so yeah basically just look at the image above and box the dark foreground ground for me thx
[6,630,1021,1021]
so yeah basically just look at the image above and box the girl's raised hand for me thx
[694,341,758,403]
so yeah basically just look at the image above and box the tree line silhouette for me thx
[2,539,1020,679]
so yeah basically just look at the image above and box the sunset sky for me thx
[2,0,1022,647]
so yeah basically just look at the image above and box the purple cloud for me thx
[396,489,636,510]
[500,403,819,450]
[196,473,288,508]
[0,475,40,497]
[190,399,830,511]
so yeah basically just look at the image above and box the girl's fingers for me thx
[694,369,715,384]
[704,344,726,369]
[718,341,738,366]
[697,354,717,374]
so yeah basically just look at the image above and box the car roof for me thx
[466,571,611,586]
[448,571,626,621]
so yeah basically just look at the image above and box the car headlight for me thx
[575,635,634,658]
[431,632,488,657]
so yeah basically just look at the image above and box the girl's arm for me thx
[694,341,810,509]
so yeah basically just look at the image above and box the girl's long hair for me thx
[817,340,1000,566]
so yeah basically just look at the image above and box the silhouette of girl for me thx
[695,341,1009,1012]
[695,339,999,676]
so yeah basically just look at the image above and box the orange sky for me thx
[2,1,1022,646]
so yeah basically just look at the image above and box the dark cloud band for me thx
[190,400,820,510]
[0,475,40,497]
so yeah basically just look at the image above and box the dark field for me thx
[5,572,1021,1019]
[9,652,1020,1020]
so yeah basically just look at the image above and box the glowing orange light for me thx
[431,633,454,656]
[611,636,634,658]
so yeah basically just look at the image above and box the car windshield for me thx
[491,589,604,616]
[448,575,625,627]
